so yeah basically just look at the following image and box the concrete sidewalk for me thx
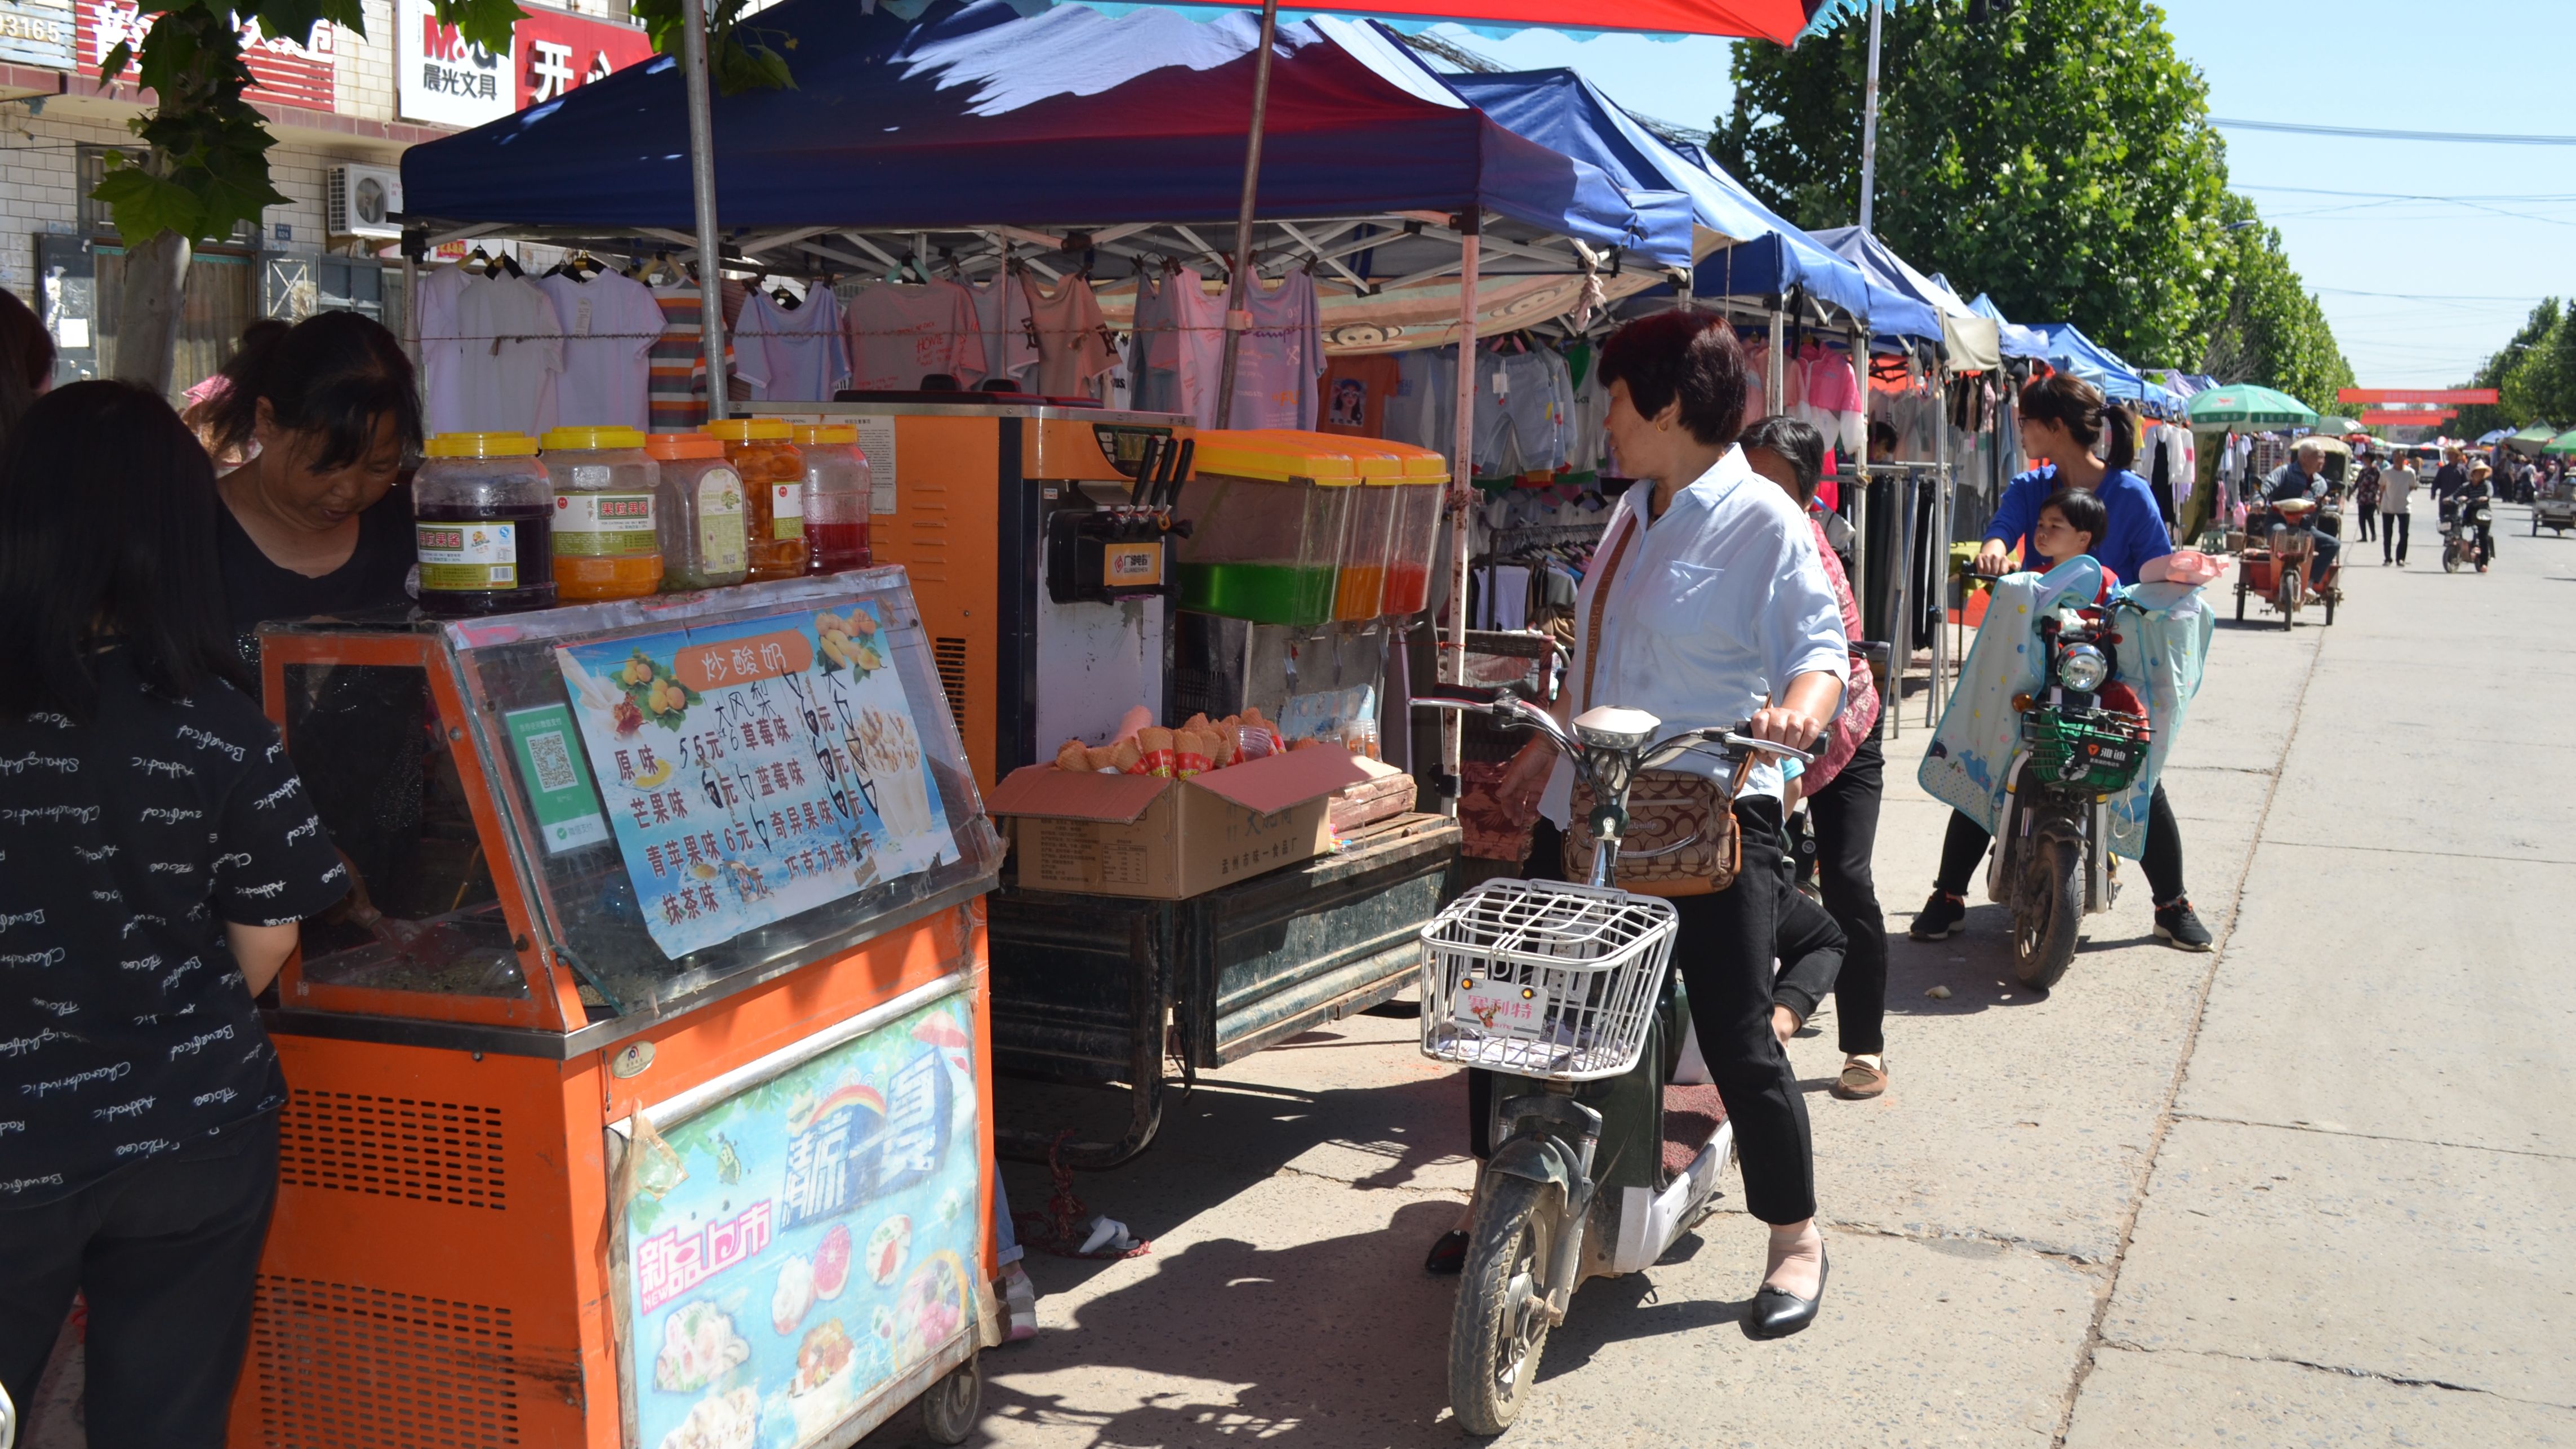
[869,496,2572,1447]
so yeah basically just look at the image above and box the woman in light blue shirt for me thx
[1438,311,1848,1339]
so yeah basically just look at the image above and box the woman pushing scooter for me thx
[1432,312,1848,1348]
[1911,374,2214,954]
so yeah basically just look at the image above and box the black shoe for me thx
[1425,1229,1469,1275]
[1747,1249,1828,1340]
[1910,890,1967,940]
[2154,899,2214,952]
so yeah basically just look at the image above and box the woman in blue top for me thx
[1910,372,2213,952]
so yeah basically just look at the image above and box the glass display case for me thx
[259,569,1004,1047]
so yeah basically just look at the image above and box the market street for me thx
[923,494,2576,1448]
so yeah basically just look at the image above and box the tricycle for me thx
[2534,481,2576,537]
[2235,497,2337,629]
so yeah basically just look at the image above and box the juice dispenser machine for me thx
[750,398,1194,791]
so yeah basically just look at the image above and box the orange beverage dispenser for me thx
[238,572,1005,1448]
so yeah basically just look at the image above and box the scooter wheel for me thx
[1450,1173,1555,1437]
[2012,833,2083,992]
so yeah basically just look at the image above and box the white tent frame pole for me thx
[1858,0,1883,235]
[1214,0,1282,430]
[1439,217,1480,816]
[679,0,728,417]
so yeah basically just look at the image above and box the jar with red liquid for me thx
[1381,443,1449,616]
[790,422,873,572]
[702,417,807,581]
[413,433,555,616]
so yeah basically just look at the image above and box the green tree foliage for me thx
[2197,194,2355,414]
[96,0,523,250]
[1709,0,2353,405]
[2454,299,2567,434]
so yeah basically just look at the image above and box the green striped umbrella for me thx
[2546,429,2576,456]
[2185,384,2319,430]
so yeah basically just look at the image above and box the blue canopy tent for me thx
[401,1,1690,277]
[2030,322,2181,411]
[1805,226,1998,367]
[1435,67,1933,337]
[1969,294,2049,360]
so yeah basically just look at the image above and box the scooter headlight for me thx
[2057,644,2110,694]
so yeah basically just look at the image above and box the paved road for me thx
[880,495,2574,1447]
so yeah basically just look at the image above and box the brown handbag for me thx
[1560,512,1750,898]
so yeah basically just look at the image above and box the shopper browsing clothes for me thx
[0,382,354,1446]
[1431,312,1848,1339]
[1912,373,2213,953]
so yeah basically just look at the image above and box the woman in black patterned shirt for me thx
[0,382,352,1446]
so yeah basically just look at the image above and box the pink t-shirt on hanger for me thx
[1024,273,1116,399]
[842,279,986,392]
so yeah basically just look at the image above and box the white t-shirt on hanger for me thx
[444,272,565,437]
[1225,270,1323,432]
[1024,273,1115,398]
[537,269,662,429]
[735,285,849,402]
[1132,266,1224,427]
[416,264,474,437]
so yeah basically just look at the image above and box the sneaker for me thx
[1000,1263,1038,1341]
[1910,890,1967,940]
[2153,899,2214,952]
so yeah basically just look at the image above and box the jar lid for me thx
[541,425,648,452]
[643,431,726,461]
[790,423,858,446]
[425,432,540,459]
[1190,428,1367,486]
[704,418,793,442]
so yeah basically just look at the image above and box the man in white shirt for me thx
[2379,456,2418,566]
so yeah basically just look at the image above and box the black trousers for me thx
[2355,509,2377,540]
[1934,781,2187,906]
[1769,855,1846,1025]
[0,1113,279,1448]
[1471,801,1817,1226]
[1805,724,1889,1055]
[2382,512,2409,562]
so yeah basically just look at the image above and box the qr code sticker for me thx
[527,730,578,792]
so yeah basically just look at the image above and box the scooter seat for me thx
[1663,1084,1728,1179]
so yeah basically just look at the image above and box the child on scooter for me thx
[2031,486,2112,583]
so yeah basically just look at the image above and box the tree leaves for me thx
[1710,0,2342,397]
[90,0,788,256]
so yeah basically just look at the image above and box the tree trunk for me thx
[114,227,192,397]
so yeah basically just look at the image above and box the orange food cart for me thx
[239,571,1005,1449]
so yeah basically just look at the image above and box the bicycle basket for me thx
[2020,706,2152,794]
[1418,878,1679,1081]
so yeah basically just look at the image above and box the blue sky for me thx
[1426,0,2573,393]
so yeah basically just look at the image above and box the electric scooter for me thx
[1413,695,1812,1435]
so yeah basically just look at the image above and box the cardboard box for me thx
[1329,755,1418,834]
[988,746,1373,899]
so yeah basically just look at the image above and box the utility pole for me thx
[1858,0,1883,233]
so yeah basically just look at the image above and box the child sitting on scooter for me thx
[2031,486,2113,583]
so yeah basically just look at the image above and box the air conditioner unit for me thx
[327,165,403,240]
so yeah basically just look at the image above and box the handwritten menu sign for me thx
[555,601,957,959]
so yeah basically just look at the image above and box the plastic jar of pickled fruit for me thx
[414,433,554,616]
[703,417,807,581]
[541,426,662,601]
[644,431,748,590]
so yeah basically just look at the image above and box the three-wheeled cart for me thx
[237,571,1007,1449]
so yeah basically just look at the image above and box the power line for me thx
[2213,117,2576,146]
[2313,287,2546,303]
[2236,184,2576,202]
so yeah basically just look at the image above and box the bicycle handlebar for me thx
[1411,695,1816,770]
